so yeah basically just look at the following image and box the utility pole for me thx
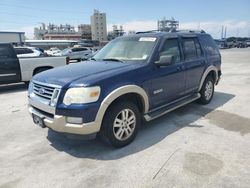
[224,26,227,39]
[221,26,224,39]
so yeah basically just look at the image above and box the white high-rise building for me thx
[91,10,107,41]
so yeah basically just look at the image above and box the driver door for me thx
[150,37,186,107]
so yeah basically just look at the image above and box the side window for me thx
[71,48,77,52]
[194,38,202,57]
[78,48,87,51]
[183,38,197,60]
[158,38,181,63]
[201,35,220,56]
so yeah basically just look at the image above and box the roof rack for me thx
[135,29,206,34]
[135,30,161,34]
[173,29,206,33]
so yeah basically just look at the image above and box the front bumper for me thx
[28,98,101,135]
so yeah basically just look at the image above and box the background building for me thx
[91,10,107,41]
[158,17,179,32]
[0,31,25,45]
[34,23,47,40]
[25,39,77,49]
[108,25,125,40]
[78,24,92,40]
[127,30,136,35]
[43,33,82,40]
[34,23,91,40]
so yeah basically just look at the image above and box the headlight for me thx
[63,86,101,105]
[28,82,34,96]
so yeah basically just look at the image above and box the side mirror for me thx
[155,55,175,67]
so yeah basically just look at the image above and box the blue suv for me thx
[28,30,221,147]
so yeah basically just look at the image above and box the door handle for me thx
[177,65,185,71]
[177,66,181,71]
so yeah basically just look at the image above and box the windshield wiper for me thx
[102,58,124,63]
[90,57,96,61]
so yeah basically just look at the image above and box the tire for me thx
[34,67,50,75]
[99,101,141,148]
[198,76,214,104]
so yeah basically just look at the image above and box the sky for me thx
[0,0,249,39]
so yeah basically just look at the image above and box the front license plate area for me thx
[32,114,46,128]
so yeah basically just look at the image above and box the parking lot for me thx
[0,48,250,188]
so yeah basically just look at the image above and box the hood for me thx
[32,60,140,87]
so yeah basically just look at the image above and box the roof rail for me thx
[135,29,206,34]
[173,29,206,33]
[135,30,161,34]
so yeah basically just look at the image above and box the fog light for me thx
[66,117,83,124]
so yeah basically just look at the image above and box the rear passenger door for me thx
[0,44,21,84]
[182,37,205,94]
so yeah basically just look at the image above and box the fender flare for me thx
[198,66,218,91]
[94,85,149,130]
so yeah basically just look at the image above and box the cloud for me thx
[108,21,157,32]
[19,25,38,39]
[180,20,250,38]
[108,20,250,38]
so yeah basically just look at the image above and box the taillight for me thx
[66,57,70,65]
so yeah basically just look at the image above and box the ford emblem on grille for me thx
[38,88,46,95]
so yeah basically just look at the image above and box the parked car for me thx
[236,42,247,48]
[28,30,221,147]
[0,43,68,85]
[45,47,61,56]
[55,47,92,61]
[246,40,250,47]
[14,46,44,58]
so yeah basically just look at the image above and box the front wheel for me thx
[198,76,214,104]
[100,101,141,147]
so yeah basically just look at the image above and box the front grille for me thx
[33,82,56,100]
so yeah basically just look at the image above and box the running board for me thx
[144,93,201,121]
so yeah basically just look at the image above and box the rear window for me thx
[0,45,13,58]
[15,48,33,55]
[200,35,220,56]
[72,48,88,52]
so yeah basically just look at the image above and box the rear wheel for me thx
[100,101,141,147]
[198,76,214,104]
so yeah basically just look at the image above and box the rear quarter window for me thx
[199,35,220,56]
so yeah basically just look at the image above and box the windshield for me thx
[93,36,157,62]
